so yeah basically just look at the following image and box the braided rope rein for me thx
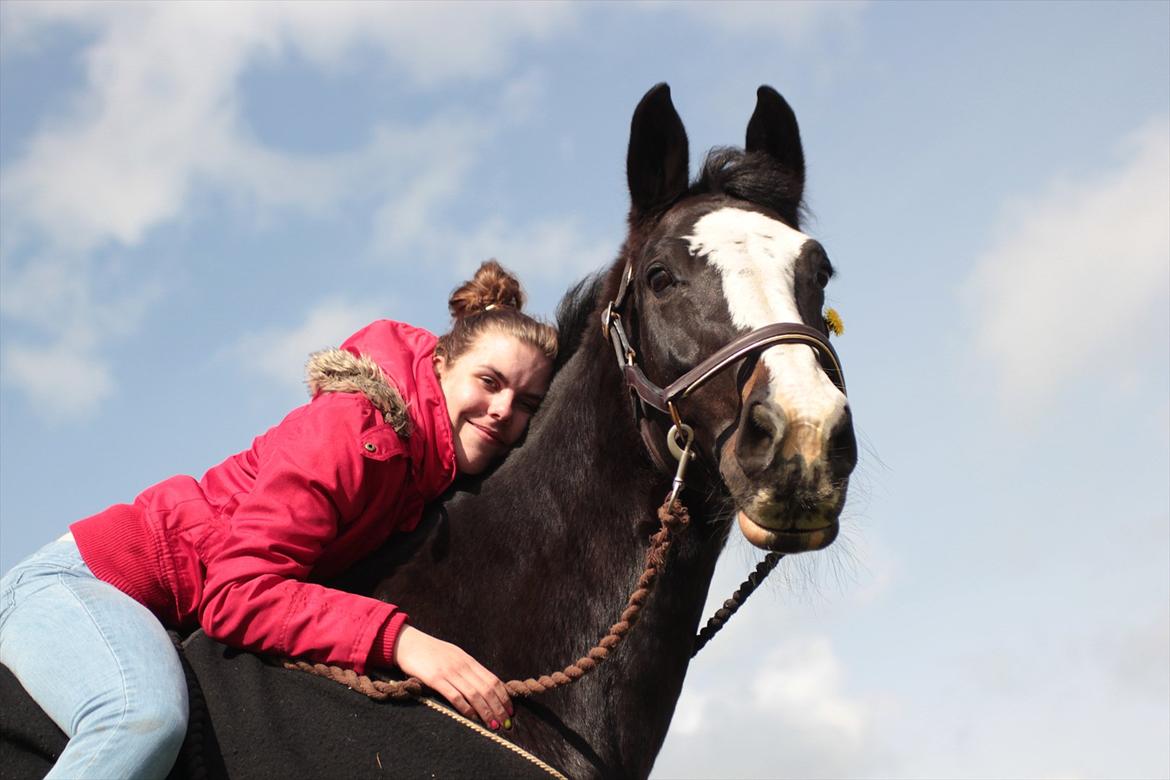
[284,496,691,701]
[690,551,783,657]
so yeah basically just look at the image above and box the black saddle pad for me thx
[0,631,559,779]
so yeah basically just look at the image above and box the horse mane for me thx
[552,272,606,372]
[690,147,806,228]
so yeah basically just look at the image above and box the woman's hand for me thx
[393,624,512,729]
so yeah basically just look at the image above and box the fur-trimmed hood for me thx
[307,320,457,499]
[306,348,412,436]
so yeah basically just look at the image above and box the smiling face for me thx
[434,330,553,475]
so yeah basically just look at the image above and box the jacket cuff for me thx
[368,611,410,671]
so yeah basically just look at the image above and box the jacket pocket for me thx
[357,425,404,462]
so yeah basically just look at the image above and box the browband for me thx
[602,261,846,415]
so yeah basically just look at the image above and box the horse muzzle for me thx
[730,459,846,552]
[721,363,855,553]
[720,438,849,552]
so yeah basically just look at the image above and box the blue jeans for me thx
[0,536,188,779]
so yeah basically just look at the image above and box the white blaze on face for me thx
[685,207,847,454]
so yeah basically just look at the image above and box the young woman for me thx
[0,261,557,779]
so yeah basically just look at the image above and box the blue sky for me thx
[1,2,1167,777]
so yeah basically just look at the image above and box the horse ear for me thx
[746,85,805,198]
[627,83,690,219]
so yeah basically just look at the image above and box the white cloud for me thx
[0,2,577,255]
[368,123,484,255]
[668,689,707,737]
[752,637,867,741]
[1104,613,1170,704]
[0,252,163,419]
[0,2,578,417]
[649,529,898,778]
[0,1,869,418]
[261,2,576,88]
[229,297,387,397]
[2,338,114,418]
[639,0,868,44]
[652,632,882,779]
[449,216,615,283]
[966,117,1170,410]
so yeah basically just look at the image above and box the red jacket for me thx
[71,321,457,674]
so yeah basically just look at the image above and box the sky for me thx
[1,2,1167,778]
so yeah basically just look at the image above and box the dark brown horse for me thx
[344,82,857,777]
[0,83,856,780]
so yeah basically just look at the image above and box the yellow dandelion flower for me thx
[824,307,844,336]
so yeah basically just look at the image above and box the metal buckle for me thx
[601,302,616,339]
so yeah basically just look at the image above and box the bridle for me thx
[601,258,848,500]
[600,254,851,657]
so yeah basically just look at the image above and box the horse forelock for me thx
[691,147,805,229]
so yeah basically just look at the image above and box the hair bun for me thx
[448,259,526,320]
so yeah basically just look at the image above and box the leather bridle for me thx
[603,258,847,419]
[601,257,848,505]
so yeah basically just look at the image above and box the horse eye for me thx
[815,269,831,289]
[647,265,674,294]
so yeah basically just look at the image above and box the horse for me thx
[0,82,856,779]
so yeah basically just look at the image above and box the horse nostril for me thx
[827,415,858,477]
[736,401,786,475]
[749,402,781,440]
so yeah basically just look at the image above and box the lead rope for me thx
[690,551,783,657]
[283,496,691,701]
[285,417,780,700]
[661,416,782,657]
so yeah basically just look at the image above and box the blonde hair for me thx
[435,260,558,365]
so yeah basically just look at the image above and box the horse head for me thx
[612,83,857,554]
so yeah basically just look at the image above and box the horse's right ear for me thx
[627,83,690,219]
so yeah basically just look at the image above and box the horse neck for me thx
[440,335,729,775]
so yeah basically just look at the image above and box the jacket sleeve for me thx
[198,394,410,674]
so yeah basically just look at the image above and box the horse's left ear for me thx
[627,83,690,220]
[746,86,805,198]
